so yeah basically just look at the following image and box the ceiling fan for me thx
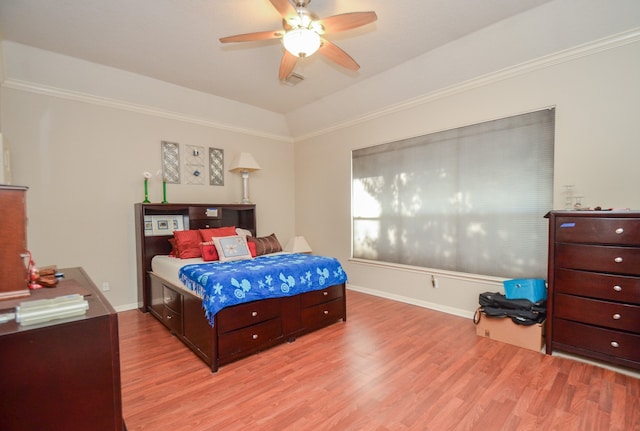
[219,0,377,80]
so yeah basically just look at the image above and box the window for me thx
[352,109,554,279]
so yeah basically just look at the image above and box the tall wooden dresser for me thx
[0,185,30,299]
[546,211,640,371]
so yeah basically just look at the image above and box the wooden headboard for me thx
[134,203,256,311]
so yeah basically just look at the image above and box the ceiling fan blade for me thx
[317,11,377,34]
[219,30,284,43]
[279,50,299,80]
[269,0,298,20]
[318,39,360,71]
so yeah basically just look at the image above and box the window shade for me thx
[352,109,555,279]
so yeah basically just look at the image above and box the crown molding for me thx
[293,28,640,142]
[1,78,294,144]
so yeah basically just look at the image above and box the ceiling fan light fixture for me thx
[282,28,321,58]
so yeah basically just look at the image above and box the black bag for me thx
[475,291,546,326]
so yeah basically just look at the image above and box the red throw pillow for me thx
[173,230,202,259]
[200,241,219,261]
[199,226,237,242]
[168,238,178,257]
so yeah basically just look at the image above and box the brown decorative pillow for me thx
[247,233,282,256]
[173,230,202,259]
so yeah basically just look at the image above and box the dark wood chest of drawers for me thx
[0,268,125,430]
[546,211,640,370]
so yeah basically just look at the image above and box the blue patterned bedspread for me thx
[179,253,348,326]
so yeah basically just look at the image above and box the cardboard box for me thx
[475,313,544,352]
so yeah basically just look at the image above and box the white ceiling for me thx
[0,0,555,115]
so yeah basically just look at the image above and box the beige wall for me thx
[294,37,640,317]
[1,3,639,316]
[1,49,295,310]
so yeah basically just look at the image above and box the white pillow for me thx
[235,228,253,238]
[213,235,253,262]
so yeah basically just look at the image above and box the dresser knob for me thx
[610,341,620,348]
[323,310,329,315]
[612,313,622,320]
[613,285,622,292]
[323,291,328,296]
[252,334,259,340]
[614,257,623,263]
[615,228,624,234]
[251,311,258,317]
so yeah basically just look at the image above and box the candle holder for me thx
[142,172,152,203]
[162,180,168,204]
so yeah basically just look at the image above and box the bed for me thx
[134,203,347,372]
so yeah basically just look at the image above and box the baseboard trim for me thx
[346,283,474,320]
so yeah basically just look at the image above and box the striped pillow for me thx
[247,233,282,256]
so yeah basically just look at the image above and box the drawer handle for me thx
[614,257,623,263]
[615,228,624,234]
[610,341,620,348]
[323,310,329,315]
[612,313,621,320]
[613,285,622,292]
[323,291,329,296]
[251,311,258,317]
[252,334,259,340]
[166,314,172,320]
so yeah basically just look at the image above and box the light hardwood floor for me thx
[118,290,640,430]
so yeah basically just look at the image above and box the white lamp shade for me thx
[285,236,312,253]
[229,152,261,173]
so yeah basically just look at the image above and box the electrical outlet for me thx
[102,282,110,292]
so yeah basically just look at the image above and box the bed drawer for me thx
[300,284,344,308]
[554,293,640,333]
[555,268,640,304]
[555,243,640,275]
[163,285,181,312]
[217,298,281,333]
[162,306,182,334]
[301,298,345,330]
[555,217,640,245]
[218,318,283,358]
[553,318,640,363]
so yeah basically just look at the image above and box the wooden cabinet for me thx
[0,268,125,430]
[546,211,640,370]
[0,185,29,300]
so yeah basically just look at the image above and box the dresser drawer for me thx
[554,293,640,333]
[555,268,640,304]
[555,243,640,275]
[301,298,345,329]
[162,305,182,334]
[218,318,282,357]
[555,217,640,245]
[163,285,181,313]
[300,284,344,308]
[553,318,640,363]
[217,298,281,333]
